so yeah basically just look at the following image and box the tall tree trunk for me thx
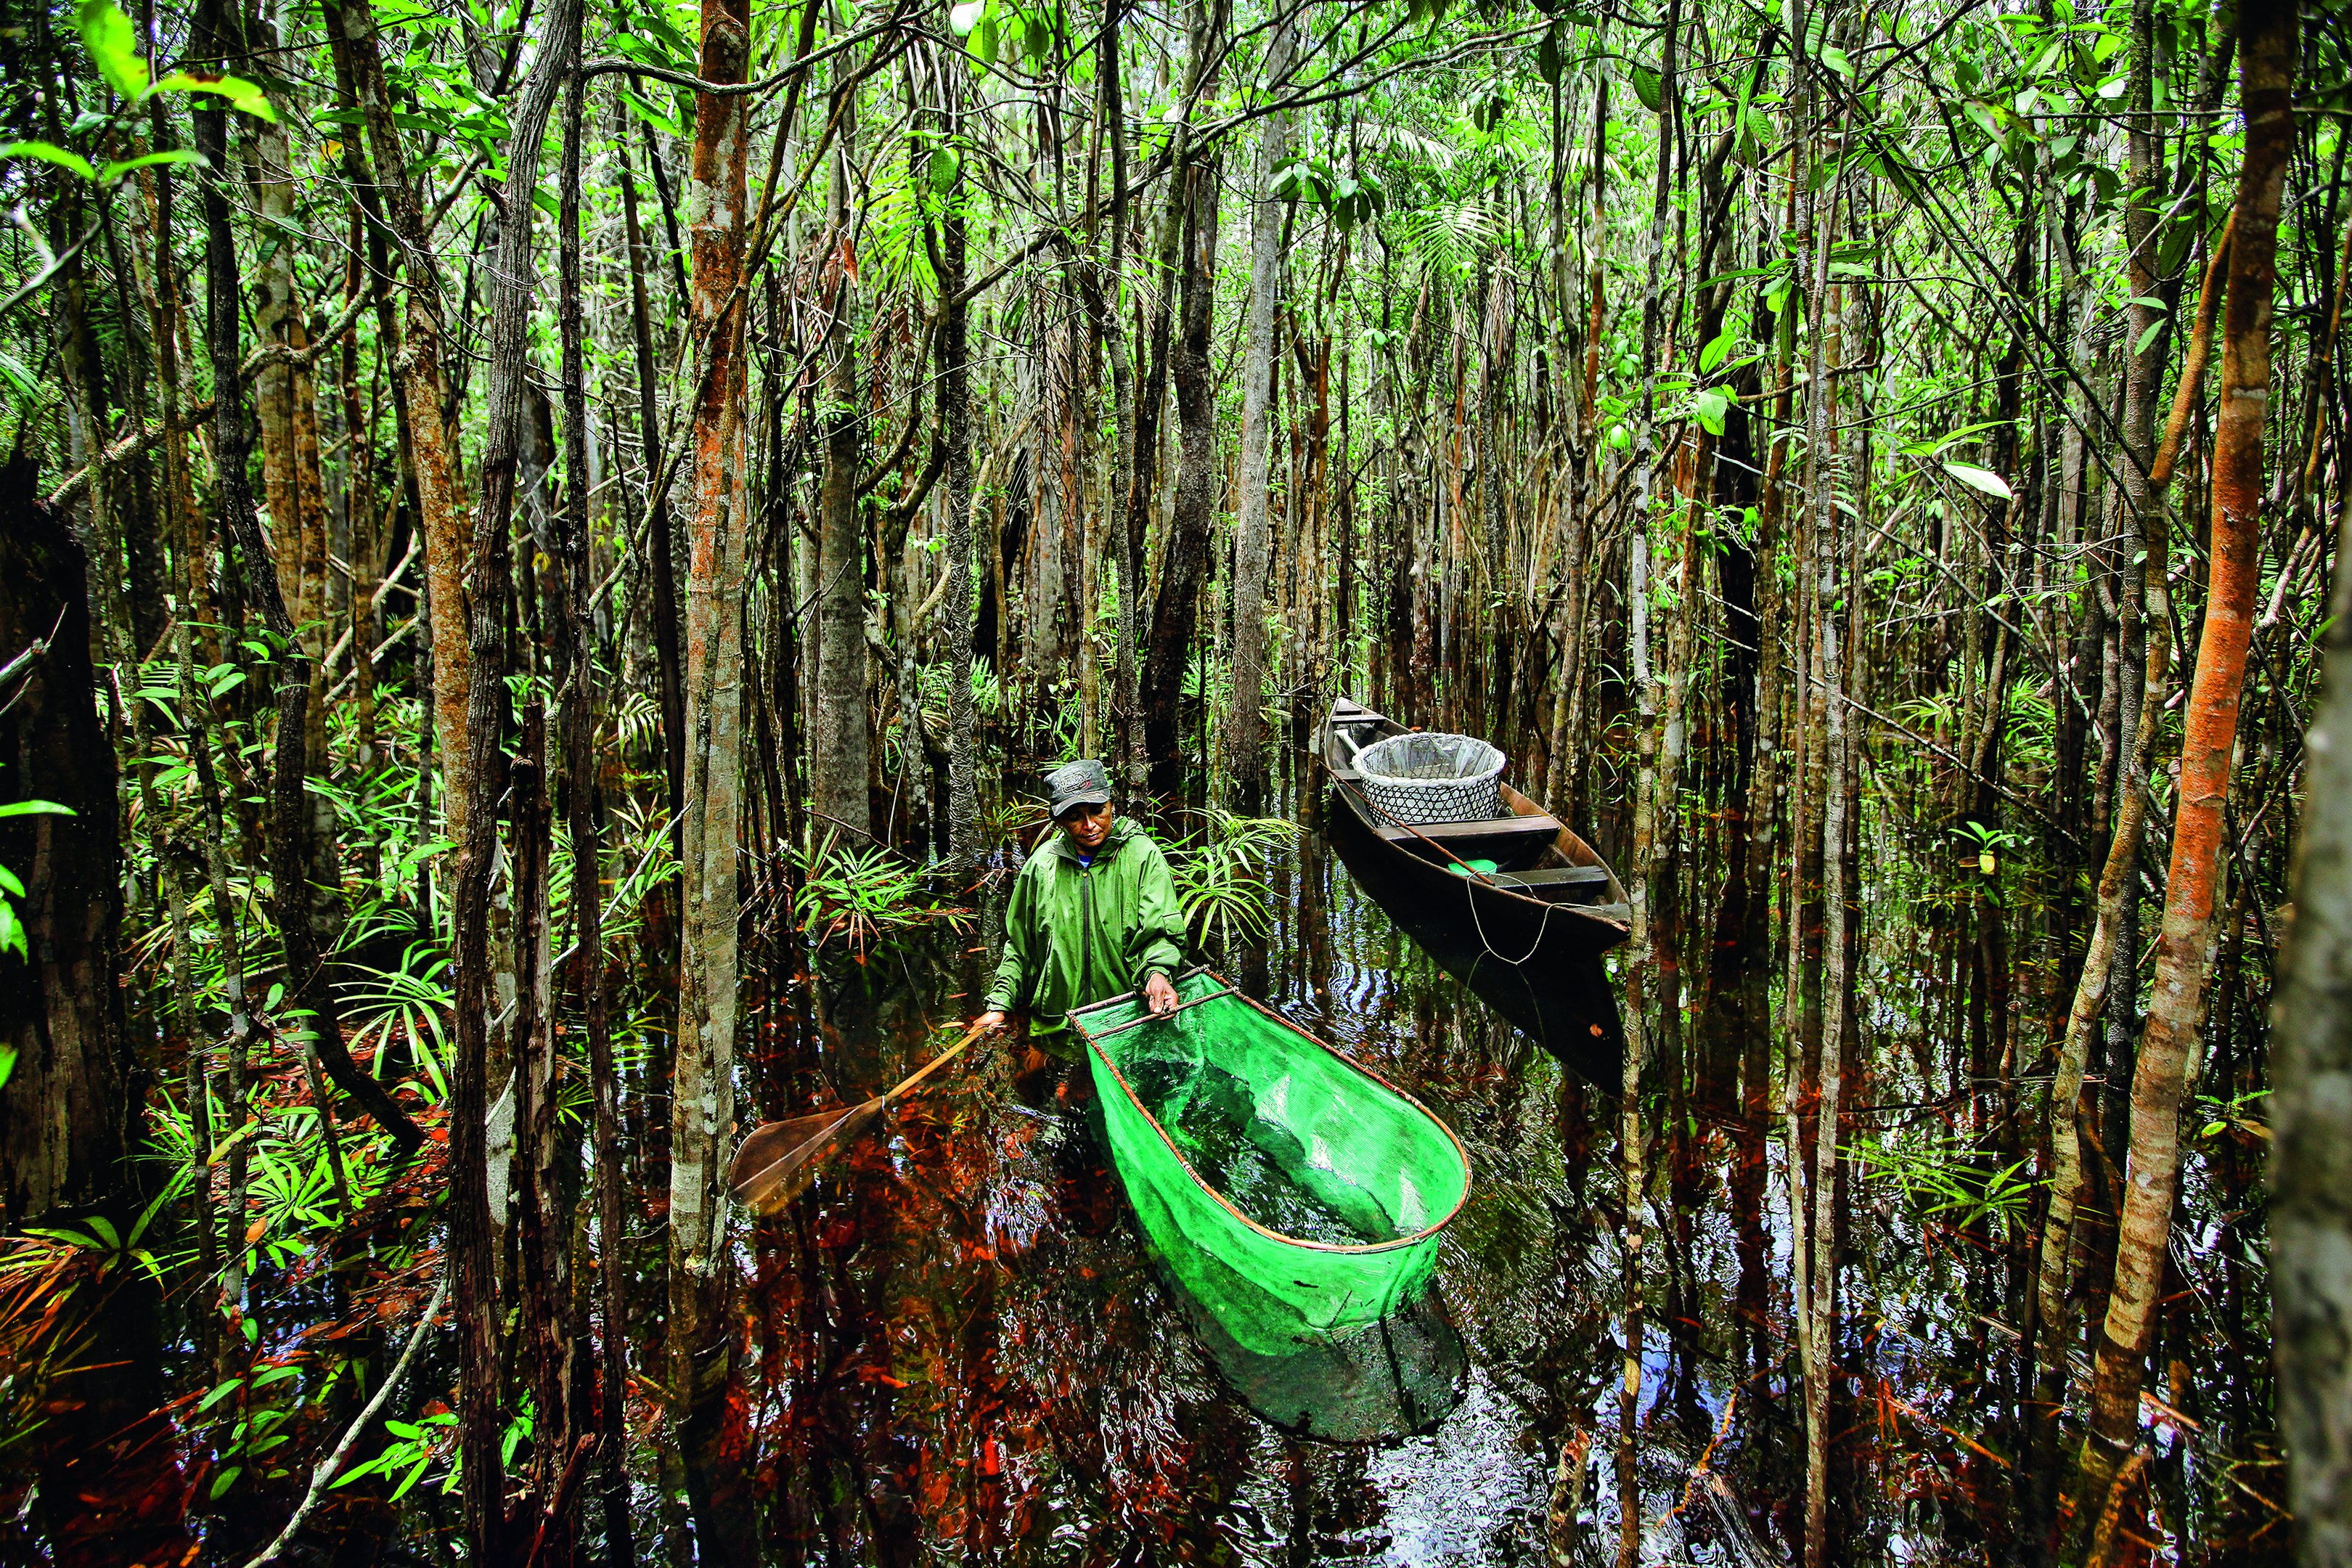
[1141,147,1222,793]
[941,63,980,866]
[1093,0,1139,785]
[0,461,126,1229]
[666,0,756,1551]
[319,0,474,846]
[448,0,587,1543]
[1130,0,1212,790]
[196,0,420,1158]
[2070,0,2296,1541]
[1229,6,1294,810]
[813,86,871,835]
[618,94,688,847]
[2271,290,2352,1568]
[555,60,623,1567]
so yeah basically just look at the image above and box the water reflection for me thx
[714,764,2274,1566]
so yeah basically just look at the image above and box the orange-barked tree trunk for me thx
[2067,0,2298,1548]
[319,0,474,846]
[666,0,754,1551]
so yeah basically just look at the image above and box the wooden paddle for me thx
[725,1016,996,1214]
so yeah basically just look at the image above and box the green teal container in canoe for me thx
[1071,970,1474,1357]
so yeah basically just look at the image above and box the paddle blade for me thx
[725,1099,887,1214]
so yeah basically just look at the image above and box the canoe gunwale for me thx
[1074,972,1474,1259]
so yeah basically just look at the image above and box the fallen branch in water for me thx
[241,1260,452,1568]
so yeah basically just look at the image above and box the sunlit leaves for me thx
[75,0,274,119]
[1395,197,1496,279]
[149,70,276,120]
[0,799,73,960]
[1850,1130,2038,1241]
[950,0,1058,70]
[98,147,205,184]
[1691,386,1731,437]
[1941,462,2013,502]
[788,834,970,954]
[75,0,146,99]
[0,141,98,182]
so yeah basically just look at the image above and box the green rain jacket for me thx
[983,816,1188,1051]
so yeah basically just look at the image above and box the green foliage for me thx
[333,1410,458,1500]
[0,796,74,960]
[792,833,971,953]
[1164,809,1299,950]
[19,1161,189,1286]
[1848,1130,2038,1241]
[0,0,274,200]
[340,943,454,1101]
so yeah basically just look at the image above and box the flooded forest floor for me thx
[28,742,2279,1568]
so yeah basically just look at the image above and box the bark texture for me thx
[1228,9,1293,809]
[2073,0,2296,1533]
[319,0,474,845]
[667,0,756,1551]
[0,460,126,1228]
[813,90,871,835]
[2274,377,2352,1568]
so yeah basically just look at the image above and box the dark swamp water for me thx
[46,767,2283,1567]
[681,779,2283,1567]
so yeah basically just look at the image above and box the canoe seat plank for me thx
[1489,865,1612,894]
[1376,813,1564,845]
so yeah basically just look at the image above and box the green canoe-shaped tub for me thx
[1071,970,1474,1357]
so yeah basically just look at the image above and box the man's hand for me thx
[973,1009,1010,1035]
[1144,973,1179,1017]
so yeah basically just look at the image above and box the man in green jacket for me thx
[973,759,1186,1074]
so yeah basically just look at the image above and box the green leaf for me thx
[2133,319,2164,356]
[195,1377,245,1413]
[1692,387,1729,436]
[23,1226,99,1249]
[927,145,960,194]
[151,70,279,122]
[1699,329,1735,375]
[98,148,205,184]
[1630,64,1662,113]
[0,348,38,410]
[0,141,98,181]
[210,1465,242,1500]
[389,1450,433,1500]
[0,1043,14,1092]
[75,0,148,100]
[0,800,73,820]
[1943,461,2013,501]
[1538,26,1561,88]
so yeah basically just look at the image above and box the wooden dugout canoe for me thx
[1315,697,1629,1083]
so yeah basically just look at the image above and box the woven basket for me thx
[1352,732,1505,825]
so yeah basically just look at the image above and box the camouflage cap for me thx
[1046,758,1113,819]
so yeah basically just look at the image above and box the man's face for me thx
[1058,801,1114,852]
